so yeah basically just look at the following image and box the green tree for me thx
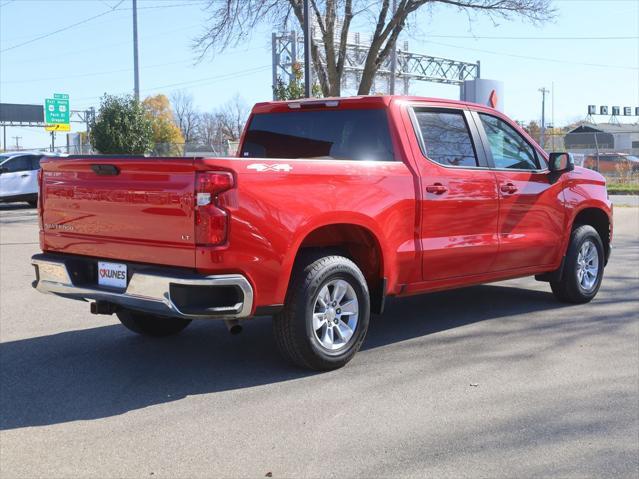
[90,94,153,154]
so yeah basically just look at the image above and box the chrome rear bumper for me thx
[31,255,253,320]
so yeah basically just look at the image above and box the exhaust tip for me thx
[225,320,243,335]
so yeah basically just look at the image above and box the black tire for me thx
[550,224,604,304]
[116,310,192,337]
[273,253,370,371]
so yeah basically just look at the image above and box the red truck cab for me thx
[32,96,612,370]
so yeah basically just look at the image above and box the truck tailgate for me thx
[40,157,196,267]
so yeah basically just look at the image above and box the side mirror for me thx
[548,152,575,174]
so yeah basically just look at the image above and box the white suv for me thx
[0,151,46,207]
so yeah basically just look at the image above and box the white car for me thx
[0,151,47,207]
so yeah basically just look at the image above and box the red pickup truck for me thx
[32,96,612,370]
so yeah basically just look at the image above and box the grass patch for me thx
[607,183,639,195]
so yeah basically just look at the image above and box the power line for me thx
[427,34,638,41]
[0,1,203,53]
[4,23,201,65]
[0,1,125,53]
[71,64,271,104]
[0,59,193,84]
[424,40,639,70]
[138,65,272,93]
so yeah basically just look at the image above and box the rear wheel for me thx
[550,225,604,304]
[116,310,192,337]
[273,254,370,371]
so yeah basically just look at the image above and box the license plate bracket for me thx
[97,261,127,289]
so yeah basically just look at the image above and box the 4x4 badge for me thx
[247,163,292,172]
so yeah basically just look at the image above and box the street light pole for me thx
[539,87,549,150]
[303,0,312,98]
[132,0,140,101]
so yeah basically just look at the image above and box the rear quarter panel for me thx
[195,157,419,308]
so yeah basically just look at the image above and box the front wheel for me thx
[116,310,192,337]
[273,254,370,371]
[550,225,604,304]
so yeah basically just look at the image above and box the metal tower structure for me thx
[272,30,480,99]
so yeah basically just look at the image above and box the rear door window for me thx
[412,110,479,168]
[2,156,32,173]
[241,109,395,161]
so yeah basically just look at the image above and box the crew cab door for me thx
[472,111,565,271]
[407,106,500,281]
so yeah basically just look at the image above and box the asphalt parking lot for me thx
[1,204,637,478]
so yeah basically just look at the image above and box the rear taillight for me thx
[195,171,234,246]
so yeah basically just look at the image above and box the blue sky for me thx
[1,0,638,150]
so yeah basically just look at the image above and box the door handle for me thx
[500,183,518,194]
[20,174,29,178]
[426,183,448,195]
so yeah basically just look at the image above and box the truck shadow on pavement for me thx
[2,276,634,431]
[0,203,39,226]
[0,203,34,211]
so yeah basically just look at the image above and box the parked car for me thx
[583,152,639,174]
[0,151,47,207]
[30,96,612,370]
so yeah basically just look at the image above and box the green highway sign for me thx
[45,93,70,125]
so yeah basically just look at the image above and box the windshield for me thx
[0,155,12,164]
[241,109,395,162]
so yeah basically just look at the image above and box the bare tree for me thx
[170,90,200,143]
[196,112,224,147]
[217,94,249,141]
[195,0,554,97]
[192,95,249,154]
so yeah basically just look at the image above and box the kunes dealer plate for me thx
[98,261,127,289]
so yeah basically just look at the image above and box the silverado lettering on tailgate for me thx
[46,185,193,207]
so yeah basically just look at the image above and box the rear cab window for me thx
[240,108,395,162]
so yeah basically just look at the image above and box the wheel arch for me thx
[278,220,388,314]
[571,206,612,264]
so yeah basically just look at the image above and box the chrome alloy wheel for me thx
[577,239,599,291]
[312,279,359,351]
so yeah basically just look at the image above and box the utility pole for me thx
[11,136,21,150]
[551,82,555,151]
[303,0,312,98]
[389,0,397,95]
[132,0,140,101]
[539,87,549,150]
